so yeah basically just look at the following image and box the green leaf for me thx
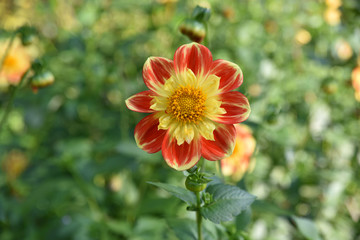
[147,182,197,206]
[236,207,252,231]
[167,219,218,240]
[252,200,293,216]
[291,216,322,240]
[167,219,197,240]
[201,183,256,224]
[133,217,169,240]
[106,219,132,237]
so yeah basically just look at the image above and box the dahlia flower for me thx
[352,66,360,101]
[221,124,256,181]
[126,43,250,170]
[0,40,31,87]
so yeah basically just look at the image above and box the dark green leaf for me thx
[147,182,197,206]
[236,207,252,231]
[106,219,132,237]
[167,219,197,240]
[201,183,256,224]
[291,216,322,240]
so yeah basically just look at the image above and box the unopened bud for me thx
[179,19,206,43]
[185,173,212,192]
[185,175,207,192]
[191,5,211,22]
[30,70,55,92]
[17,26,37,46]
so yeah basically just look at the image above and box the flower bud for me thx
[185,173,211,192]
[191,5,211,22]
[17,26,37,46]
[30,70,55,92]
[203,192,212,204]
[31,59,44,73]
[179,19,206,43]
[185,175,207,192]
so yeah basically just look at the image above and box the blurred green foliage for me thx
[0,0,359,239]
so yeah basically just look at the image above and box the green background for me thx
[0,0,359,239]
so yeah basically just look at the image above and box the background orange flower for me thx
[352,66,360,101]
[0,39,31,88]
[221,124,256,182]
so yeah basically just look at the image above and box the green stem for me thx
[202,22,210,48]
[216,160,224,180]
[196,191,203,240]
[0,32,17,74]
[0,69,30,133]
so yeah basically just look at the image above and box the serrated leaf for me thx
[201,183,256,224]
[291,216,322,240]
[147,182,197,206]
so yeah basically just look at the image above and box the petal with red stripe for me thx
[143,57,174,93]
[125,90,155,113]
[212,91,251,124]
[210,59,243,93]
[134,113,167,153]
[162,132,201,171]
[201,124,236,161]
[174,43,212,78]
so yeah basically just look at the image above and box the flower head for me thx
[0,39,31,88]
[126,43,250,170]
[221,124,256,181]
[2,150,28,181]
[324,8,341,26]
[335,39,353,61]
[352,66,360,101]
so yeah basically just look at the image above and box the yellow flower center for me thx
[167,86,206,123]
[4,55,17,68]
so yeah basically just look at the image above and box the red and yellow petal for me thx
[213,91,251,124]
[134,114,167,153]
[125,90,156,113]
[143,57,174,93]
[210,59,243,93]
[174,43,212,78]
[201,124,236,161]
[162,132,201,171]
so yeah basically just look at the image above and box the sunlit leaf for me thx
[201,183,256,224]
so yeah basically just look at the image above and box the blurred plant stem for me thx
[216,160,224,180]
[196,191,203,240]
[0,31,16,74]
[0,69,30,133]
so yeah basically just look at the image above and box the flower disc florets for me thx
[167,86,206,123]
